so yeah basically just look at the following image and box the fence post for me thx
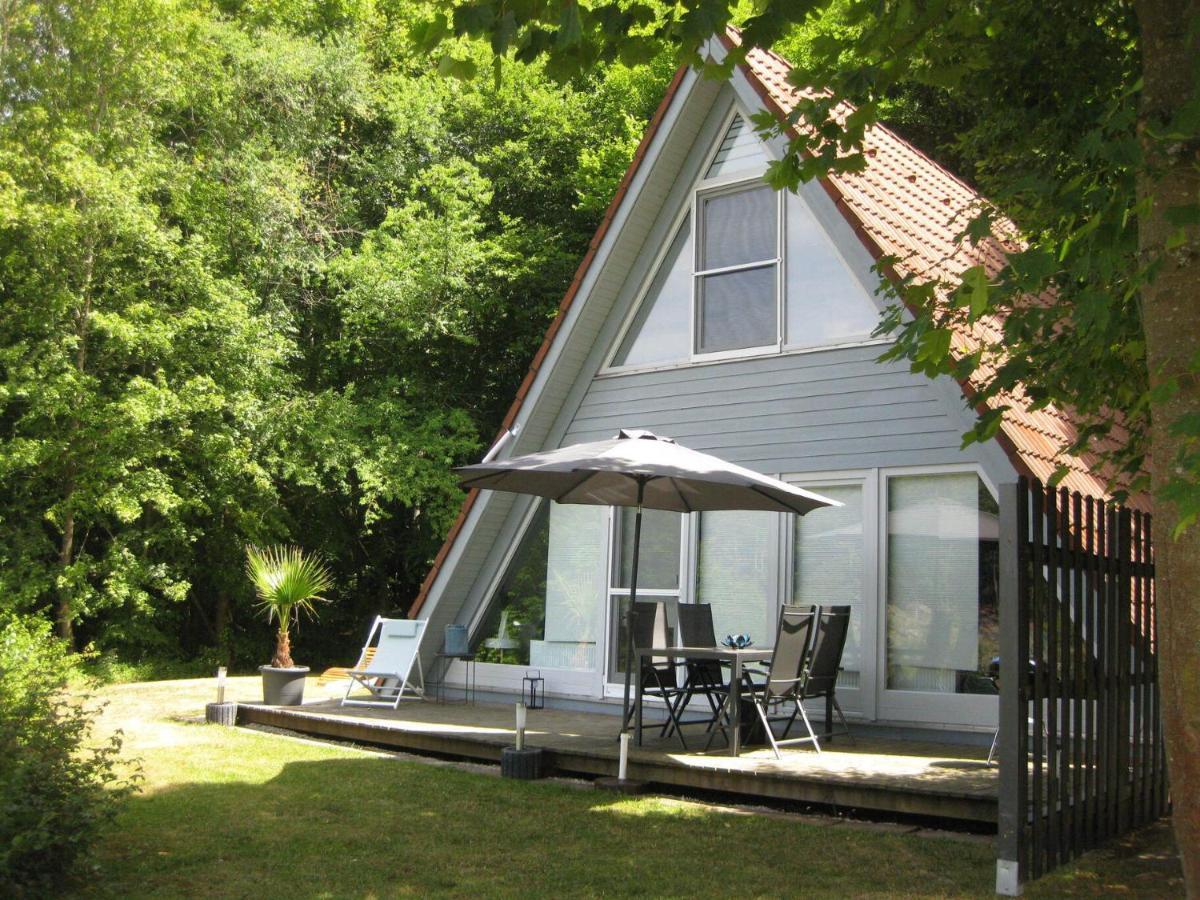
[997,480,1027,895]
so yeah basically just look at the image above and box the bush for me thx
[0,616,137,896]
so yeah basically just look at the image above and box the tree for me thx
[0,0,673,668]
[416,0,1200,888]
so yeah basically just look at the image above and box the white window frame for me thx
[690,177,784,362]
[874,463,1000,730]
[782,470,879,722]
[601,506,690,697]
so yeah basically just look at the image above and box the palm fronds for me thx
[246,545,334,668]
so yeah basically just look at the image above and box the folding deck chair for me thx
[341,617,428,709]
[317,646,376,686]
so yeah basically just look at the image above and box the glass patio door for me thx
[790,479,872,718]
[876,471,1000,726]
[604,506,686,690]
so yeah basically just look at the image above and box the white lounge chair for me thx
[341,617,427,708]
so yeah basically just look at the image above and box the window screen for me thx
[696,185,778,353]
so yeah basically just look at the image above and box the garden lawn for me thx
[74,678,1179,899]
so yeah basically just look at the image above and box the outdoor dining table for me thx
[634,646,774,757]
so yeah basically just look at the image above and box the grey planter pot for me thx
[259,665,309,706]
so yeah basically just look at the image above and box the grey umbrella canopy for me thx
[456,429,839,738]
[457,429,837,515]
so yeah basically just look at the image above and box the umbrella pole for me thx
[620,477,647,736]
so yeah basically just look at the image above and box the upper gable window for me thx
[605,107,882,373]
[695,185,779,354]
[611,216,692,368]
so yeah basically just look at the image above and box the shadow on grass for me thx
[84,754,997,899]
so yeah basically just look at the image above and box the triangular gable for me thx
[721,31,1134,504]
[608,102,882,369]
[705,113,770,179]
[412,31,1128,617]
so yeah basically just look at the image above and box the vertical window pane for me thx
[696,510,775,645]
[612,217,692,368]
[614,507,681,590]
[784,191,880,349]
[473,502,606,671]
[886,474,999,692]
[792,484,863,688]
[701,186,776,270]
[697,266,776,352]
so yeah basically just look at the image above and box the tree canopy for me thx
[0,0,674,665]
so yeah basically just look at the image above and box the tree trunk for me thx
[55,505,75,649]
[215,592,232,666]
[272,628,293,669]
[1135,0,1200,891]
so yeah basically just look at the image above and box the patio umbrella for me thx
[456,429,838,733]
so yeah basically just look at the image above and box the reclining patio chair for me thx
[620,600,691,749]
[663,603,728,741]
[718,605,853,758]
[317,646,377,686]
[341,617,427,709]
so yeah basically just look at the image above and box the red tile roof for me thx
[410,33,1139,615]
[732,34,1138,505]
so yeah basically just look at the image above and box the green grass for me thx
[72,678,1180,899]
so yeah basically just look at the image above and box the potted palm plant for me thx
[246,544,334,706]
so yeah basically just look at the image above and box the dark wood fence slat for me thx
[1030,483,1046,878]
[1147,512,1165,817]
[1107,506,1121,839]
[1116,508,1132,834]
[1045,485,1061,867]
[1086,495,1100,848]
[1131,510,1144,828]
[1057,487,1073,857]
[1070,491,1085,856]
[1017,480,1032,873]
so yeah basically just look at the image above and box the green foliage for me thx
[0,615,137,895]
[246,545,334,627]
[422,0,1200,526]
[0,0,671,667]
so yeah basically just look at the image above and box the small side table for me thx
[433,653,477,705]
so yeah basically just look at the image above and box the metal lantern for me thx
[523,670,545,709]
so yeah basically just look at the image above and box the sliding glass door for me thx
[877,470,999,725]
[789,478,873,717]
[605,506,686,689]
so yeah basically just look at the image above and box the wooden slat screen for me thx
[996,479,1168,891]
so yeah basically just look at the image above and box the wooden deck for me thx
[237,692,999,825]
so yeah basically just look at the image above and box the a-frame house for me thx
[408,33,1119,734]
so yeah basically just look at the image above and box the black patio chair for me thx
[706,604,817,755]
[620,600,691,748]
[799,605,854,749]
[662,604,728,740]
[732,605,854,757]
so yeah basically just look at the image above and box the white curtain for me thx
[886,473,980,690]
[696,510,775,645]
[793,483,864,681]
